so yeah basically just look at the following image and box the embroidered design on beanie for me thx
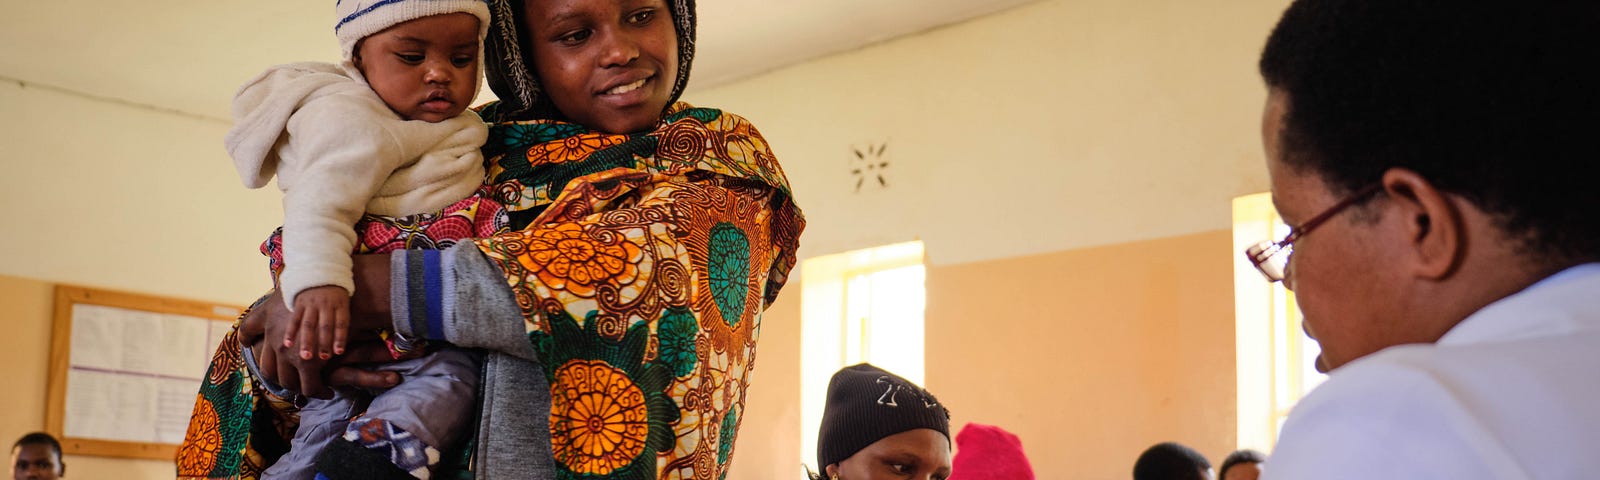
[875,375,939,408]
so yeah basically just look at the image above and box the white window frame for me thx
[798,241,927,470]
[1234,193,1326,451]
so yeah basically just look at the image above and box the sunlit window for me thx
[799,241,927,469]
[1233,193,1326,451]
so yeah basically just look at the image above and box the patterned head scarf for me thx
[482,0,696,122]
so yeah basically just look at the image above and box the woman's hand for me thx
[241,291,332,397]
[252,335,399,399]
[241,253,399,397]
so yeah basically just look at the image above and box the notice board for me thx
[46,285,242,460]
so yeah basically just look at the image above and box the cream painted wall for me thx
[0,78,276,480]
[0,0,1291,297]
[0,81,280,304]
[686,0,1287,265]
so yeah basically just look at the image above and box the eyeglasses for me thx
[1245,184,1383,283]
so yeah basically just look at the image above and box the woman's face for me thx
[522,0,679,134]
[825,429,952,480]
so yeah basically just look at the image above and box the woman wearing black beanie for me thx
[811,364,952,480]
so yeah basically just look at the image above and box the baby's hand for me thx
[286,286,350,361]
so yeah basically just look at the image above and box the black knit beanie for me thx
[817,364,951,470]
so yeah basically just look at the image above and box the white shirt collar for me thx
[1438,262,1600,346]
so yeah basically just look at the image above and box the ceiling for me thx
[1,0,1041,121]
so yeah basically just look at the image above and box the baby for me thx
[223,1,499,478]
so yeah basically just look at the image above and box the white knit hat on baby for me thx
[334,0,491,59]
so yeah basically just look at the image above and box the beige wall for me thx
[0,81,280,304]
[686,0,1286,266]
[0,79,272,477]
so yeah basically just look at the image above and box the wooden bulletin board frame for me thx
[46,285,243,460]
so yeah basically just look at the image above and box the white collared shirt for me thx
[1265,263,1600,480]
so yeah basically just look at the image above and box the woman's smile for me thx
[594,74,656,110]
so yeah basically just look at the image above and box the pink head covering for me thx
[949,423,1036,480]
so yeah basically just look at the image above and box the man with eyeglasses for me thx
[1248,1,1600,478]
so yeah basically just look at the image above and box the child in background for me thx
[222,1,502,478]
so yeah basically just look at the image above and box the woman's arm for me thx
[388,111,803,362]
[387,168,802,355]
[387,244,536,359]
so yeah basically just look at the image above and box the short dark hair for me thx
[11,432,62,460]
[1133,442,1211,480]
[1259,0,1600,263]
[1218,449,1266,479]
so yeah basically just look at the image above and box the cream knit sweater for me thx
[225,61,487,307]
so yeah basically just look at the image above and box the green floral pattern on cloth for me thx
[707,223,751,328]
[716,407,739,465]
[535,310,680,479]
[657,307,701,378]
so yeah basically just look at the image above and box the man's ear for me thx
[1380,167,1464,280]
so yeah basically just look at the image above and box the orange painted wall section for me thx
[0,275,176,478]
[926,229,1237,479]
[726,287,806,479]
[727,229,1239,479]
[0,275,54,449]
[4,230,1236,479]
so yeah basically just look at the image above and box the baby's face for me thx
[355,13,481,123]
[523,0,679,134]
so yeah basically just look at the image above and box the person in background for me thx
[1133,442,1213,480]
[947,423,1035,480]
[1252,0,1600,478]
[1217,450,1264,480]
[9,432,63,480]
[811,364,951,480]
